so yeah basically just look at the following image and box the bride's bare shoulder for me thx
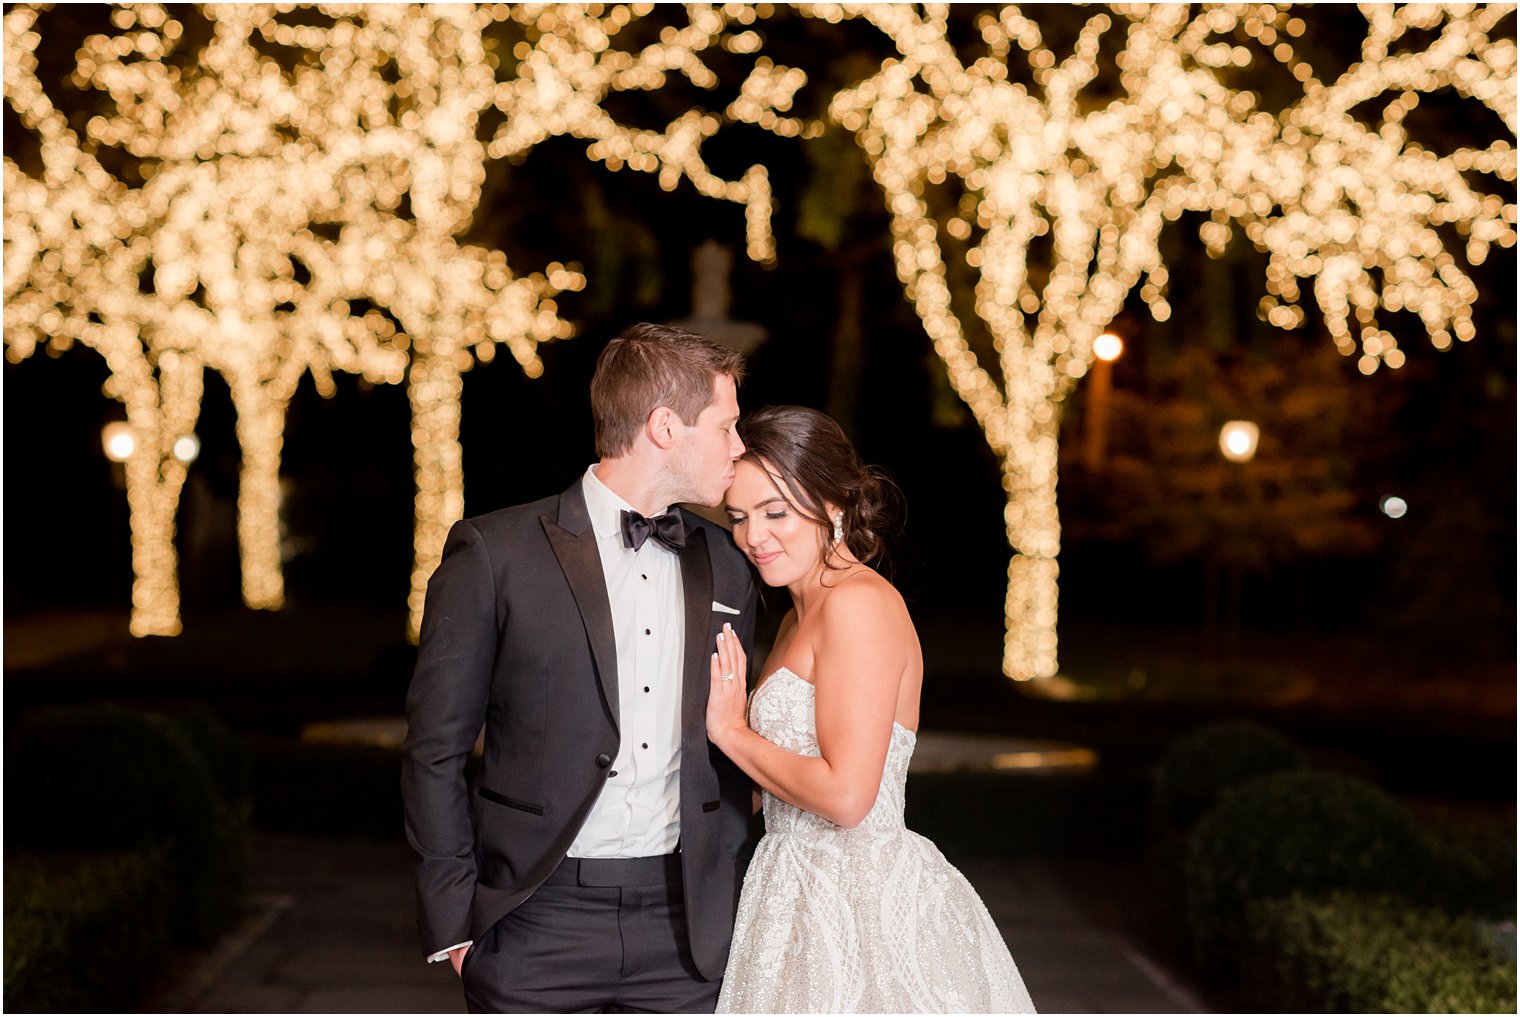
[819,568,911,630]
[814,570,921,691]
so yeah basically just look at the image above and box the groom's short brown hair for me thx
[591,323,745,458]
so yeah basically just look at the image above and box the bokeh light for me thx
[172,435,200,465]
[1219,421,1261,463]
[102,422,136,464]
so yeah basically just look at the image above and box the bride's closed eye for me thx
[726,509,788,525]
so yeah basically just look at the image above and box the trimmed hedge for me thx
[4,850,171,1013]
[1246,892,1517,1013]
[4,704,248,946]
[1185,768,1436,974]
[1150,720,1310,958]
[1152,720,1306,833]
[1422,812,1518,920]
[173,704,254,807]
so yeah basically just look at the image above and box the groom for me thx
[402,323,759,1012]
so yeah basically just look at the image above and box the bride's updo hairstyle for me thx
[736,405,904,573]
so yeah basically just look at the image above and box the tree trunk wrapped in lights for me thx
[790,3,1515,679]
[107,338,203,637]
[2,5,204,635]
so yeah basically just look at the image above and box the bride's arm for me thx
[707,582,905,829]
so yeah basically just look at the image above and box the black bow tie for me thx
[620,509,686,554]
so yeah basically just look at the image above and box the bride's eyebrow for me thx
[727,496,789,514]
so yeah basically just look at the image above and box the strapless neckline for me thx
[756,666,917,741]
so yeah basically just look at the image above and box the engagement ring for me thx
[721,672,736,682]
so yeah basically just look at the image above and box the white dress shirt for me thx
[570,464,686,857]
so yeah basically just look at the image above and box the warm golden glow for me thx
[6,4,785,639]
[102,423,136,465]
[1219,421,1261,463]
[990,747,1099,772]
[172,435,200,465]
[1092,333,1124,363]
[784,4,1516,678]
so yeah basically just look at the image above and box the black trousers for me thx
[461,854,719,1014]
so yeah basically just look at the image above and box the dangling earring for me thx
[832,512,844,544]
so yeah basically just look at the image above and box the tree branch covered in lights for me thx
[5,3,795,638]
[781,3,1517,679]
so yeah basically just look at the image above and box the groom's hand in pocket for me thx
[449,944,470,977]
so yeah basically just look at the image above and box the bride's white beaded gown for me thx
[716,668,1037,1014]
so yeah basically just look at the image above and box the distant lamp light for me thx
[1093,332,1124,362]
[102,422,135,463]
[1380,495,1408,519]
[1219,420,1259,463]
[173,434,201,464]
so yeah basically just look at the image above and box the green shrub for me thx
[1185,768,1435,975]
[5,704,246,946]
[1246,892,1517,1013]
[169,705,253,808]
[4,850,171,1013]
[1420,810,1519,920]
[1153,720,1306,833]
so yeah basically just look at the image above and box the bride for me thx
[707,405,1036,1014]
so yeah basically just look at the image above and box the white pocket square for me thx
[711,600,742,615]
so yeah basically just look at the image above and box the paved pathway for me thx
[166,833,1208,1014]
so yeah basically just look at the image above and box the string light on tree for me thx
[102,423,136,465]
[1219,421,1261,463]
[1092,333,1124,363]
[172,434,200,465]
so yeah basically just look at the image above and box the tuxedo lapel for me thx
[542,486,620,734]
[678,522,714,751]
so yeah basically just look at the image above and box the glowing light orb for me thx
[102,423,136,463]
[172,435,200,465]
[1220,421,1261,463]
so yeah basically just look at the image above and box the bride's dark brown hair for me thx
[736,405,904,573]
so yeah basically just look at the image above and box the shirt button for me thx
[641,742,648,749]
[641,574,648,581]
[609,770,618,778]
[644,628,651,635]
[644,686,650,693]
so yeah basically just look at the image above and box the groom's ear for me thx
[646,406,678,449]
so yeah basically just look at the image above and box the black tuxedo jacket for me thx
[401,478,758,980]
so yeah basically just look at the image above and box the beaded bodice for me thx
[747,667,916,838]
